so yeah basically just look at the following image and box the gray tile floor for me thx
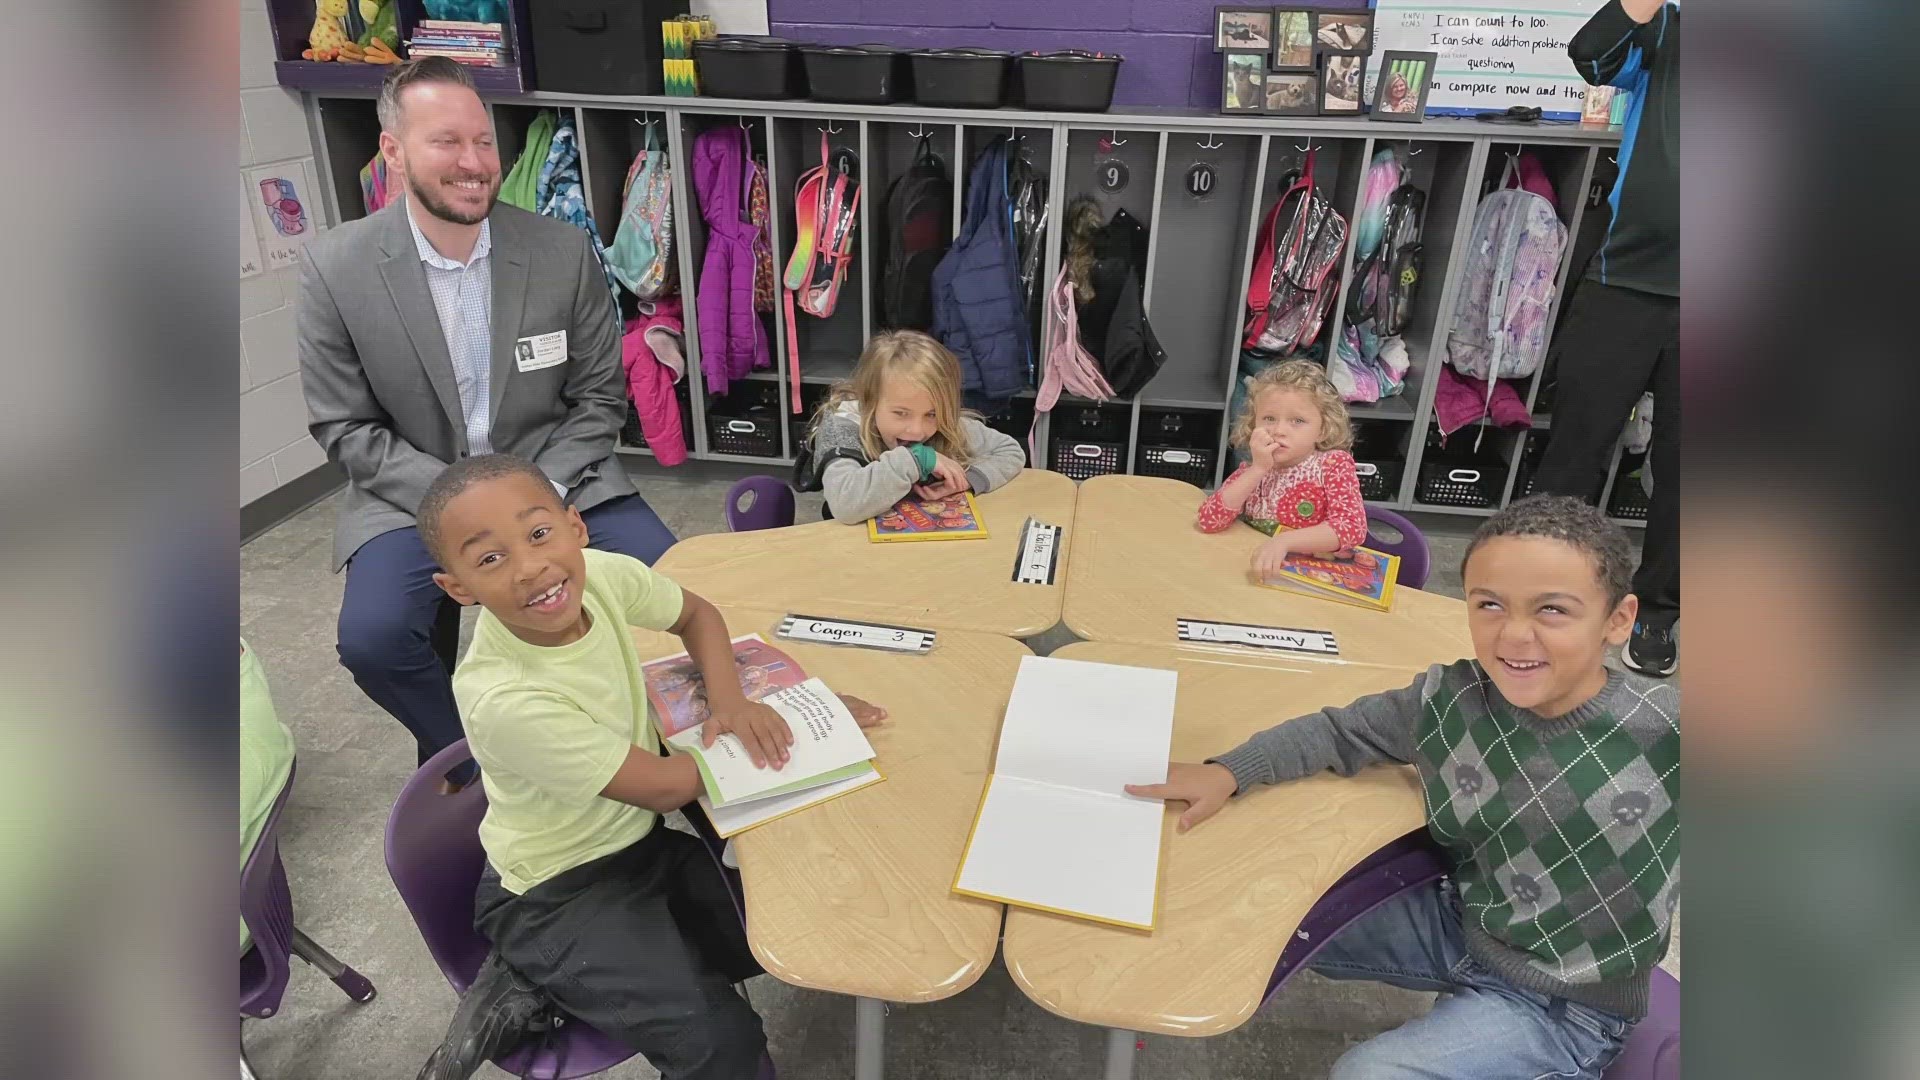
[241,459,1673,1079]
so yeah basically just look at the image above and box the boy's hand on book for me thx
[1125,762,1238,832]
[1251,534,1294,582]
[836,694,889,729]
[703,698,793,770]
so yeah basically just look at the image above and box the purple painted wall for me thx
[768,0,1365,109]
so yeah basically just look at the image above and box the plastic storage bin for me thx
[1014,50,1122,112]
[978,396,1036,468]
[1134,408,1219,487]
[908,48,1012,108]
[1511,433,1549,499]
[1607,455,1653,520]
[1349,420,1406,502]
[693,36,806,99]
[621,388,693,452]
[801,44,909,104]
[705,382,783,456]
[1051,440,1124,480]
[529,0,688,95]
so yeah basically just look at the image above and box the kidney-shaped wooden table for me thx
[1061,475,1475,668]
[629,607,1026,1080]
[1000,641,1432,1077]
[652,469,1078,640]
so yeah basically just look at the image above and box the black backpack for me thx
[878,136,952,331]
[1344,182,1426,337]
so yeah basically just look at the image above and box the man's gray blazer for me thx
[298,200,636,570]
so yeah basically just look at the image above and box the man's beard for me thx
[406,164,497,226]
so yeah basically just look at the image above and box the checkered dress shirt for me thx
[407,202,494,455]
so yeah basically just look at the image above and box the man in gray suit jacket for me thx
[299,58,675,777]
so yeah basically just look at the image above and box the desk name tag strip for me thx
[778,614,936,654]
[1012,517,1063,585]
[1176,618,1340,656]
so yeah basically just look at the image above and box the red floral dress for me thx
[1196,449,1368,548]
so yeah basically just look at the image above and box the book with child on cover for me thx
[641,635,883,836]
[1257,545,1402,612]
[867,492,989,543]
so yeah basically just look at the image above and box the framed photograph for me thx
[1214,7,1273,53]
[1314,9,1374,55]
[1271,8,1317,70]
[1222,51,1268,113]
[1319,52,1365,113]
[1263,70,1319,115]
[1370,50,1436,121]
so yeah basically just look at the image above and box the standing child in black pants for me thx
[1536,0,1680,677]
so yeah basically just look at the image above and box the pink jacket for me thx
[621,297,689,466]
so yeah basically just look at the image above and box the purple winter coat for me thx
[691,127,771,397]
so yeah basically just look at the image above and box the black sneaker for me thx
[416,951,552,1080]
[1623,620,1677,678]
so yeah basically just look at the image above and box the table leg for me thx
[1103,1028,1136,1080]
[855,997,885,1080]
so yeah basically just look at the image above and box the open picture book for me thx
[1258,544,1401,611]
[641,635,882,837]
[867,492,989,543]
[952,655,1178,931]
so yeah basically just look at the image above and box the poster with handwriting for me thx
[1371,0,1606,118]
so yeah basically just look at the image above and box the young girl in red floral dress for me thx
[1197,360,1368,581]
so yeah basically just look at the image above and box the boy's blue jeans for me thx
[1310,881,1633,1080]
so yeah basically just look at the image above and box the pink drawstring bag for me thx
[1031,264,1115,460]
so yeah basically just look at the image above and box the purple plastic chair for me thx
[1261,829,1679,1080]
[385,740,752,1079]
[725,476,796,532]
[241,761,376,1074]
[1364,506,1432,590]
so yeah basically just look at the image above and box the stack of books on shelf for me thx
[407,20,512,67]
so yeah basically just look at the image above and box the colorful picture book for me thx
[867,492,989,543]
[640,635,882,835]
[1258,545,1401,611]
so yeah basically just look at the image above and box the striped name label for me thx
[1012,518,1063,585]
[1176,618,1340,656]
[777,614,935,654]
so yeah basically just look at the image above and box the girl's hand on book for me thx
[836,694,889,729]
[1125,762,1238,832]
[914,454,971,500]
[1251,534,1294,582]
[704,698,793,770]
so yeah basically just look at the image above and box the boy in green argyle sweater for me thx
[1132,495,1678,1079]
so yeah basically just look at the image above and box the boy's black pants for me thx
[1533,280,1680,627]
[475,827,766,1080]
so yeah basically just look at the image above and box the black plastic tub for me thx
[692,36,806,99]
[801,44,910,104]
[1016,50,1122,111]
[908,47,1012,108]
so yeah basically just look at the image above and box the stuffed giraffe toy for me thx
[302,0,351,61]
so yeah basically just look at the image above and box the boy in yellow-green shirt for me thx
[413,453,885,1080]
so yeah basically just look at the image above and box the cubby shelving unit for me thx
[300,89,1633,527]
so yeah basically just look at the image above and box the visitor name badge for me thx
[1176,618,1339,656]
[1011,517,1063,586]
[778,614,936,654]
[515,330,567,372]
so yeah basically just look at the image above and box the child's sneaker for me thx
[1623,620,1677,678]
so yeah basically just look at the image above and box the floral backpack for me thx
[1444,151,1567,385]
[605,120,677,302]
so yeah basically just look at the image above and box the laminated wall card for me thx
[246,160,324,272]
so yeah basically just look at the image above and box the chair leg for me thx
[290,927,378,1003]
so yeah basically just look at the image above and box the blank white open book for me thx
[952,656,1179,930]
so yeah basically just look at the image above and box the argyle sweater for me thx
[1212,662,1679,1018]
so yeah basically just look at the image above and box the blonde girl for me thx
[1198,360,1369,579]
[802,331,1026,523]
